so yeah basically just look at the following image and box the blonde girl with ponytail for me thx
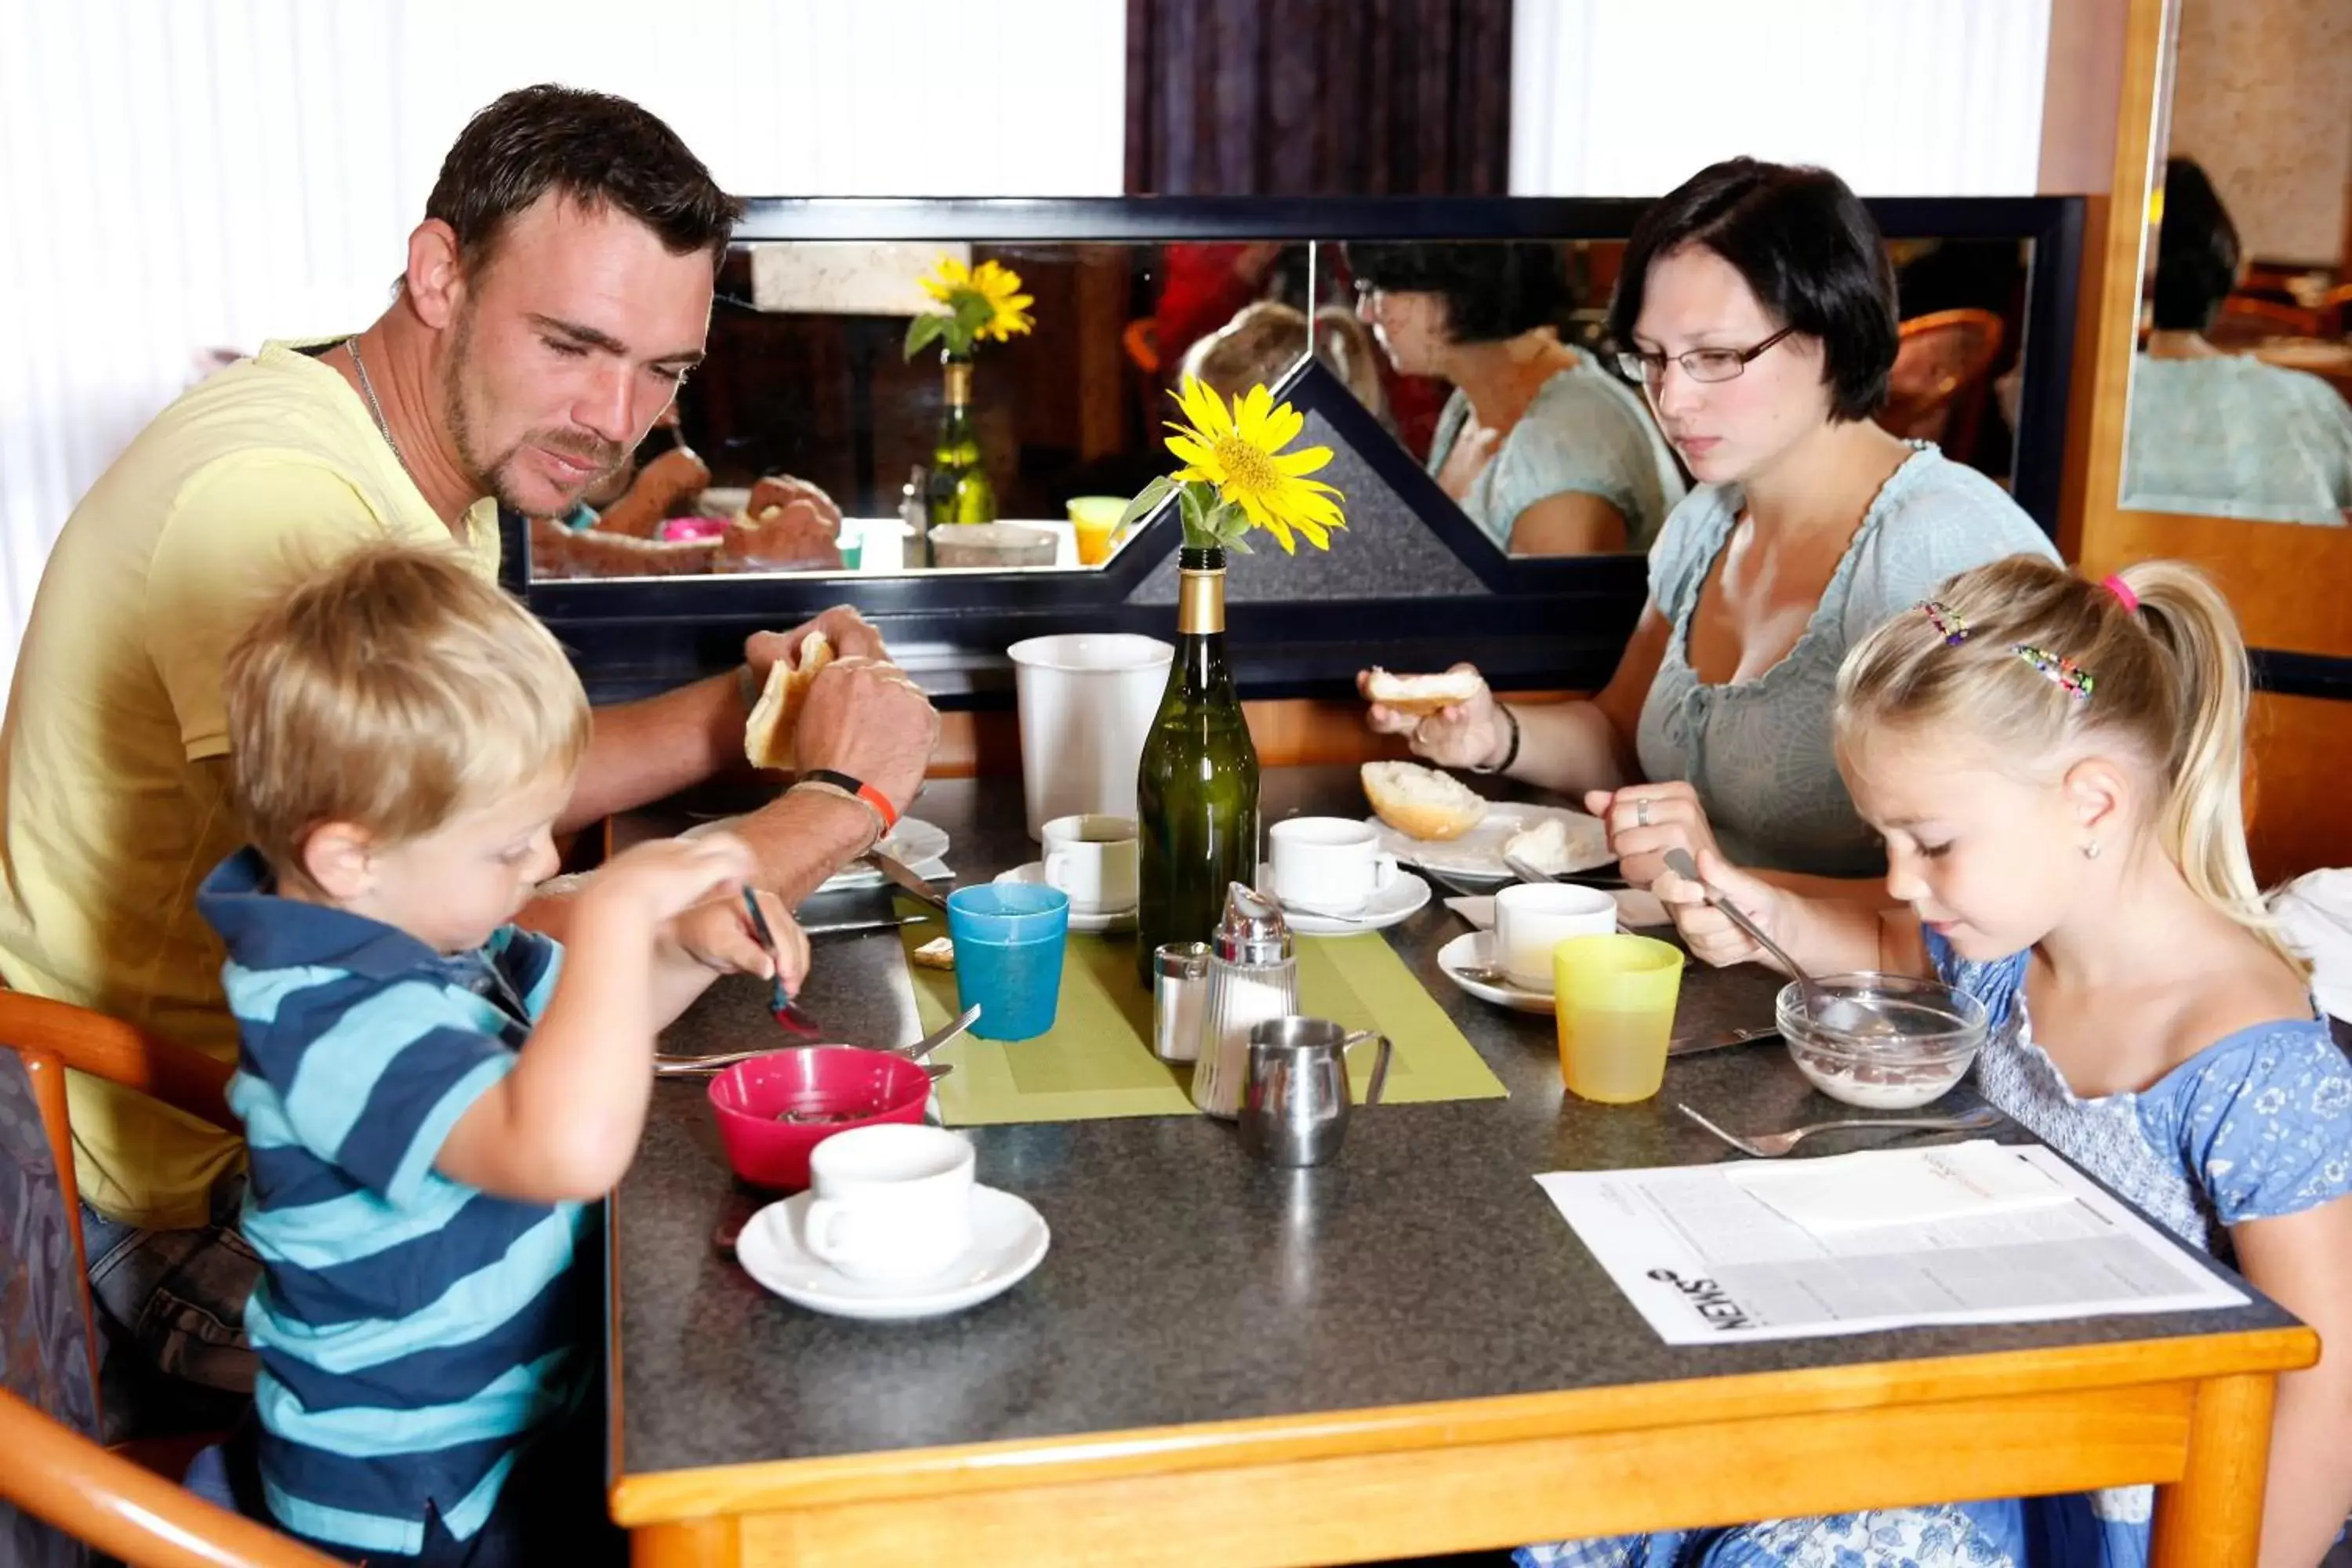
[1615,556,2352,1568]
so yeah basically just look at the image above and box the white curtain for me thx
[1510,0,2053,198]
[0,0,1126,696]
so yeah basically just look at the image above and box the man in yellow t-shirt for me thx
[0,84,938,1429]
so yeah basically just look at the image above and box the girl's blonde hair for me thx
[223,542,593,877]
[1834,554,2298,971]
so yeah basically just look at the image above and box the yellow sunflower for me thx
[1163,376,1345,553]
[913,256,1035,347]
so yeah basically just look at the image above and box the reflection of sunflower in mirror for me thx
[904,256,1036,358]
[1161,376,1345,554]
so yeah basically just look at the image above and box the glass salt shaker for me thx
[1152,942,1213,1063]
[1192,883,1298,1118]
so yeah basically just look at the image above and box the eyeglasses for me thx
[1615,325,1797,387]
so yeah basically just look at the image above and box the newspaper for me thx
[1535,1141,2246,1345]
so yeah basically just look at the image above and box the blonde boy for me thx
[199,543,802,1563]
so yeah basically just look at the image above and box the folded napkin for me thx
[1726,1140,2071,1236]
[1444,887,1671,930]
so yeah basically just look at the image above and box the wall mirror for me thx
[2115,0,2352,526]
[519,198,2081,593]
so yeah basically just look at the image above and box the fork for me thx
[1676,1102,2002,1158]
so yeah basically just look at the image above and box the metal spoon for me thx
[899,1003,982,1063]
[1661,848,1824,1018]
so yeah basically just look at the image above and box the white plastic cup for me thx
[1007,634,1174,841]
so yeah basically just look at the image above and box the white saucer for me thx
[736,1185,1049,1322]
[992,862,1136,933]
[1254,864,1432,935]
[1436,931,1554,1014]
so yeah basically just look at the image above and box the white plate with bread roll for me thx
[1359,761,1611,884]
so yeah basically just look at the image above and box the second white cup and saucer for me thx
[995,813,1138,934]
[1256,816,1432,935]
[1436,882,1617,1014]
[736,1123,1050,1323]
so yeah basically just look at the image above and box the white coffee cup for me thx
[1494,883,1618,990]
[1269,817,1399,914]
[1040,814,1139,914]
[800,1124,976,1283]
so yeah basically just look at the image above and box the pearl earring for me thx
[2081,840,2101,860]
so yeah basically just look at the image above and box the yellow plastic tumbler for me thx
[1067,495,1126,565]
[1552,934,1685,1104]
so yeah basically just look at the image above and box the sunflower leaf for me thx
[902,314,948,360]
[1118,474,1176,531]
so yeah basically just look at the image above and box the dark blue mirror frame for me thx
[526,195,2084,708]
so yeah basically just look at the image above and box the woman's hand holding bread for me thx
[1358,664,1512,772]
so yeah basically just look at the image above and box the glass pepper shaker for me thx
[1192,883,1298,1118]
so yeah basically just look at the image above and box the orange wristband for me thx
[793,768,899,836]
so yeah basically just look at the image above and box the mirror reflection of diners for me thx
[2118,0,2352,525]
[526,239,1189,582]
[1345,240,1687,557]
[1312,229,2049,559]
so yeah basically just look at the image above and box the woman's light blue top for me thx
[1634,445,2058,877]
[1428,355,1686,552]
[2122,354,2352,526]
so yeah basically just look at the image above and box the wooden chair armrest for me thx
[0,1388,341,1567]
[0,992,234,1132]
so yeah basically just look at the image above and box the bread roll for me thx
[1504,818,1579,875]
[1360,760,1490,842]
[742,630,835,771]
[1363,666,1483,717]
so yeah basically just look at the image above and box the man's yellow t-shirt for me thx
[0,339,500,1229]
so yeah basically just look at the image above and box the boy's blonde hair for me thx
[1834,555,2298,970]
[1180,300,1391,422]
[223,543,592,875]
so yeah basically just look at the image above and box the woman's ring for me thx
[1635,798,1651,828]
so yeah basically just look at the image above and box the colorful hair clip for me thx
[2012,643,2095,702]
[1918,600,1971,645]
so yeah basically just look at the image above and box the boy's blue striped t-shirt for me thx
[198,848,589,1556]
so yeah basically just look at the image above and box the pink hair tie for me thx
[2103,574,2140,614]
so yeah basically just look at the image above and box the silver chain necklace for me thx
[345,335,408,475]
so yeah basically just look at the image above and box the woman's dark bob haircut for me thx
[1607,158,1898,422]
[2150,157,2240,333]
[1345,241,1574,346]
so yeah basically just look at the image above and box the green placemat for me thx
[899,916,1506,1125]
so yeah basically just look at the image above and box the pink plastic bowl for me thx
[706,1047,932,1190]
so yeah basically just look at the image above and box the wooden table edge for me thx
[607,1322,2314,1527]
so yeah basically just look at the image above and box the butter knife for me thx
[1666,1025,1780,1058]
[864,848,950,911]
[800,913,934,938]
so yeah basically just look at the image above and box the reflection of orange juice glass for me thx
[1552,935,1684,1103]
[1067,495,1126,566]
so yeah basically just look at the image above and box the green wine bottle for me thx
[926,354,997,528]
[1136,546,1261,985]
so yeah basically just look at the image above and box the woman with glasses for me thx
[1363,158,2056,891]
[1349,240,1687,554]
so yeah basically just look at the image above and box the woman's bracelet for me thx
[1469,703,1522,775]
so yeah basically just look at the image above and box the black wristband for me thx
[1470,703,1521,775]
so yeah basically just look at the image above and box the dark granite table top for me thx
[612,768,2297,1479]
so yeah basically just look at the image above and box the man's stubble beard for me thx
[442,304,627,517]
